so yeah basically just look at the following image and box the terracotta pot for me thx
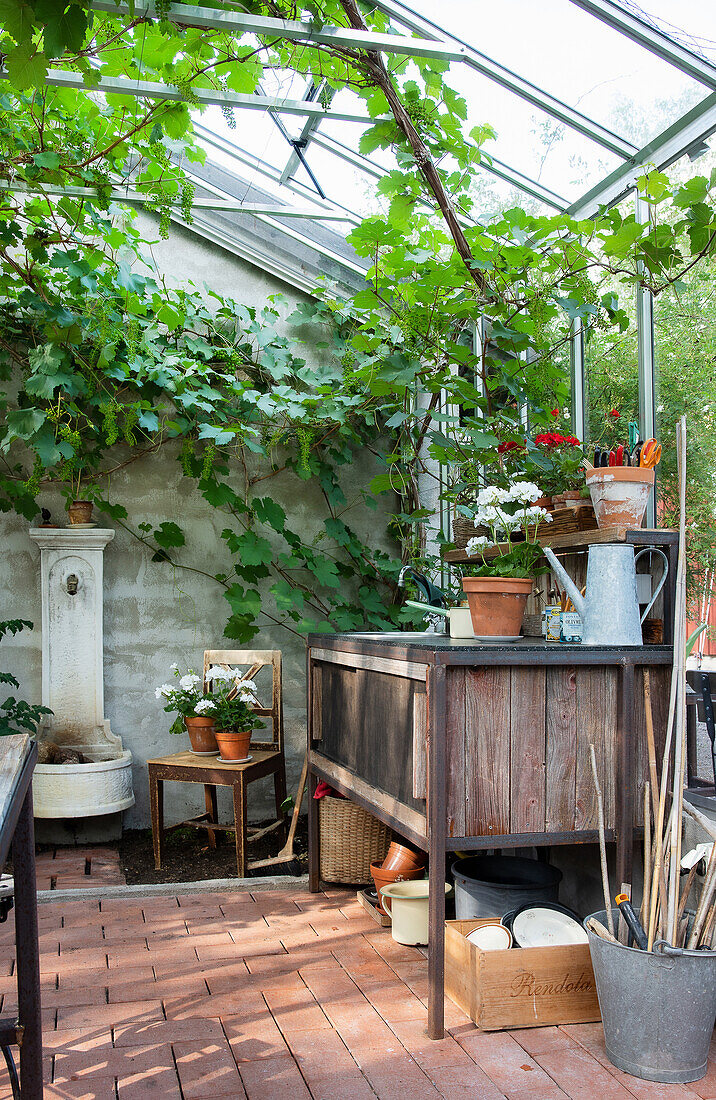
[215,728,251,761]
[68,499,93,525]
[535,495,552,509]
[586,467,655,534]
[462,576,534,639]
[184,716,218,754]
[370,860,425,914]
[381,841,426,875]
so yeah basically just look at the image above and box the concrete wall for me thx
[1,219,384,835]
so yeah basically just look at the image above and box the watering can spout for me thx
[542,547,586,619]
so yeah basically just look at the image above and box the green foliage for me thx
[0,619,52,735]
[0,2,714,635]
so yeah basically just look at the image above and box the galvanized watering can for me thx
[543,543,668,647]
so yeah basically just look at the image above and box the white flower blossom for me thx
[207,666,237,682]
[169,662,179,672]
[194,698,216,714]
[507,481,541,504]
[237,678,256,693]
[526,506,552,523]
[156,683,174,699]
[465,535,490,556]
[475,486,510,507]
[179,673,202,693]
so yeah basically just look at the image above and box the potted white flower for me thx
[156,665,218,755]
[462,481,552,640]
[204,666,264,763]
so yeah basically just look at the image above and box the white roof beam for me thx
[0,180,352,219]
[91,2,467,62]
[4,68,375,122]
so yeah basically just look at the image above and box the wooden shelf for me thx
[443,527,678,564]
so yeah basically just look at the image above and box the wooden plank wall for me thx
[445,663,670,838]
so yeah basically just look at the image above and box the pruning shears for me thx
[640,438,662,468]
[615,444,624,466]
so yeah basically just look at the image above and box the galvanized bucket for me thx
[585,911,716,1083]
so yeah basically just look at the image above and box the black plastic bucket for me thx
[452,854,562,919]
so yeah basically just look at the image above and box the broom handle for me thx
[590,743,614,936]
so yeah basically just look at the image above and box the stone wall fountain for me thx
[28,527,134,832]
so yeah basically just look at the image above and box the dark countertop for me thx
[307,631,673,664]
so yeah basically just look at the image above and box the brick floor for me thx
[0,877,714,1098]
[35,846,126,891]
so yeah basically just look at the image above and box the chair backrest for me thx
[203,650,283,754]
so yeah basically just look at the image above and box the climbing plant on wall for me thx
[1,0,716,636]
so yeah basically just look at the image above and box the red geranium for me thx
[497,440,526,455]
[535,432,581,449]
[609,409,620,419]
[551,408,559,418]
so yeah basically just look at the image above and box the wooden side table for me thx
[147,750,285,877]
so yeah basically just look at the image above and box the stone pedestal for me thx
[28,528,134,823]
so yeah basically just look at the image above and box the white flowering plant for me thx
[204,666,265,734]
[462,482,552,579]
[155,664,218,735]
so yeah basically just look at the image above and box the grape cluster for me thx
[180,180,194,224]
[99,400,119,446]
[122,406,139,446]
[221,105,237,131]
[173,76,199,107]
[405,99,435,129]
[295,424,314,473]
[180,439,194,477]
[23,455,42,497]
[125,318,139,358]
[201,441,216,480]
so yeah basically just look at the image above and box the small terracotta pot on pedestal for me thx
[215,728,252,762]
[462,576,534,640]
[68,500,93,525]
[184,716,218,755]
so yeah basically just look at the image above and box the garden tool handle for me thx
[634,548,669,625]
[615,893,648,950]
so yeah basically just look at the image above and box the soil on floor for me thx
[118,815,309,885]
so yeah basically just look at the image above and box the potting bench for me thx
[307,539,680,1042]
[0,734,42,1098]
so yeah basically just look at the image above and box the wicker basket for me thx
[318,795,390,884]
[452,517,489,550]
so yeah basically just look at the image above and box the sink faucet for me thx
[398,566,448,634]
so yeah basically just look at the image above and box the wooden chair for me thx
[147,649,288,878]
[202,648,288,862]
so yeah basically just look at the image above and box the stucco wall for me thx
[1,219,382,833]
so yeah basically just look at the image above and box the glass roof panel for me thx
[402,0,709,147]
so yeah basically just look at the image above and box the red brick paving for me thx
[35,847,126,891]
[0,874,713,1098]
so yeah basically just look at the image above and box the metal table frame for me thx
[0,737,41,1098]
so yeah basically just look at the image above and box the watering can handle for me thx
[634,548,669,625]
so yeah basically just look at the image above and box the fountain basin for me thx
[33,749,135,818]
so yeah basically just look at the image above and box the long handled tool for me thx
[248,751,308,873]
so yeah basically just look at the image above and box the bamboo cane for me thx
[590,743,614,935]
[698,896,716,948]
[666,416,688,944]
[586,916,619,944]
[641,782,651,927]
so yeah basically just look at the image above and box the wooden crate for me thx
[445,918,600,1031]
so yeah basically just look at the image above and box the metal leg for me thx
[204,784,219,849]
[616,662,636,891]
[428,665,447,1040]
[12,788,42,1100]
[233,776,247,878]
[1,1046,20,1100]
[308,768,320,892]
[149,769,164,870]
